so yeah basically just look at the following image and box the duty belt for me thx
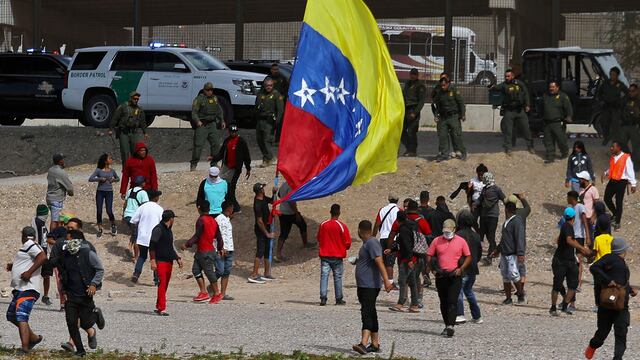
[544,118,562,124]
[503,106,523,112]
[119,127,140,134]
[441,110,458,117]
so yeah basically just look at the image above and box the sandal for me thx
[388,305,405,312]
[28,335,43,350]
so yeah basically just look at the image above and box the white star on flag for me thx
[293,79,317,108]
[319,77,336,104]
[336,78,350,105]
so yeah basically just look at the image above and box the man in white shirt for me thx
[373,195,400,283]
[601,141,637,230]
[130,189,164,283]
[215,201,235,300]
[6,227,47,353]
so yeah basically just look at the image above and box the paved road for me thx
[0,293,633,359]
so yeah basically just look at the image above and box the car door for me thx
[29,56,67,115]
[146,51,192,111]
[0,56,27,115]
[108,50,151,107]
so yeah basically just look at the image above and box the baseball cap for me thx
[203,82,214,90]
[253,183,266,193]
[410,68,419,74]
[162,210,177,222]
[505,194,524,209]
[564,207,576,219]
[147,189,162,198]
[134,176,146,186]
[229,124,238,132]
[22,226,36,239]
[129,91,141,98]
[52,153,65,164]
[209,167,220,177]
[576,171,591,182]
[442,219,456,232]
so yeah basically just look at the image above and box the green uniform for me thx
[110,101,147,163]
[401,80,427,154]
[433,86,466,157]
[190,93,224,168]
[542,91,573,160]
[597,80,629,143]
[265,74,289,143]
[619,95,640,165]
[493,79,533,151]
[255,89,284,161]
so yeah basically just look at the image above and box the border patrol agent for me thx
[265,63,289,144]
[401,68,426,157]
[190,82,226,171]
[491,69,534,155]
[597,67,628,145]
[255,77,284,167]
[619,84,640,166]
[433,77,467,161]
[542,81,573,163]
[109,91,148,163]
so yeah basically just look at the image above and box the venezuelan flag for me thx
[277,0,404,201]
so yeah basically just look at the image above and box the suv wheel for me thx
[85,94,116,128]
[475,71,496,86]
[0,116,26,126]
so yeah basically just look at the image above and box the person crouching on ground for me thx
[352,220,393,355]
[150,210,183,316]
[181,200,224,304]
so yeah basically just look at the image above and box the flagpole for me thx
[269,169,280,271]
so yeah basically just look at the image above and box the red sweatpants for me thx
[156,261,173,312]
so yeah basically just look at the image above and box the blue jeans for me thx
[134,245,158,284]
[95,190,115,224]
[320,257,344,301]
[215,251,234,278]
[457,274,481,319]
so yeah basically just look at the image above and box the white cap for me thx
[209,167,220,177]
[576,171,591,182]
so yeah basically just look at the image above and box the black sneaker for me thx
[502,298,513,305]
[544,158,555,164]
[94,307,105,330]
[61,342,75,352]
[153,309,170,316]
[366,344,380,353]
[320,298,327,306]
[110,224,117,236]
[131,274,139,283]
[88,328,97,349]
[517,295,526,305]
[42,296,52,306]
[74,350,87,357]
[96,228,103,238]
[549,306,559,317]
[336,299,346,306]
[442,327,455,337]
[352,343,367,355]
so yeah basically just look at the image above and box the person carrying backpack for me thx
[123,176,149,261]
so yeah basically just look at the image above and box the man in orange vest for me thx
[601,141,637,230]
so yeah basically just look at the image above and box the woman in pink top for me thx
[426,219,471,338]
[577,171,599,242]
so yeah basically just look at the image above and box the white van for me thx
[63,46,264,127]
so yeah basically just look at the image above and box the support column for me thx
[133,0,142,46]
[235,0,245,60]
[444,0,453,79]
[550,0,560,47]
[32,0,41,50]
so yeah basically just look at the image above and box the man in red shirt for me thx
[317,204,352,306]
[181,201,224,304]
[211,125,251,213]
[120,142,158,199]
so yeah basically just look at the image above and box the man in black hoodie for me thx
[455,209,483,324]
[493,202,527,305]
[430,196,455,237]
[211,124,251,213]
[388,212,422,313]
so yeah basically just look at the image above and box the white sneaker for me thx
[455,315,467,324]
[471,317,484,324]
[247,277,266,284]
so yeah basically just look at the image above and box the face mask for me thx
[443,231,454,240]
[64,239,82,255]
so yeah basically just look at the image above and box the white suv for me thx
[62,46,264,127]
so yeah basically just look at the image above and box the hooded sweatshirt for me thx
[594,202,612,237]
[120,142,158,194]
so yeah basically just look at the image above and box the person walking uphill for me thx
[120,142,158,197]
[601,141,637,230]
[565,141,595,192]
[542,80,573,163]
[585,238,637,360]
[478,172,506,266]
[46,153,74,230]
[89,153,120,238]
[109,91,148,164]
[426,219,471,338]
[317,204,352,306]
[433,77,467,161]
[190,82,226,171]
[149,210,183,316]
[255,77,284,167]
[401,68,426,157]
[352,220,393,355]
[196,167,228,216]
[490,69,534,155]
[210,124,251,212]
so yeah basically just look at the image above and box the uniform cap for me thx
[611,237,629,254]
[442,219,456,232]
[209,167,220,177]
[134,176,146,186]
[253,183,266,193]
[36,204,49,216]
[229,124,238,132]
[162,210,177,222]
[564,207,576,219]
[576,171,591,182]
[129,91,141,98]
[22,226,36,239]
[505,195,524,209]
[53,153,65,164]
[410,68,419,75]
[203,82,214,90]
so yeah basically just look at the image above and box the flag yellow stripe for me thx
[304,0,404,185]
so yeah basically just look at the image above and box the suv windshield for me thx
[182,51,228,71]
[594,54,629,85]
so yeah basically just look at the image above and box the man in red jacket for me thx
[317,204,352,306]
[120,142,158,199]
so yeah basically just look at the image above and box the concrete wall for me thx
[419,104,500,132]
